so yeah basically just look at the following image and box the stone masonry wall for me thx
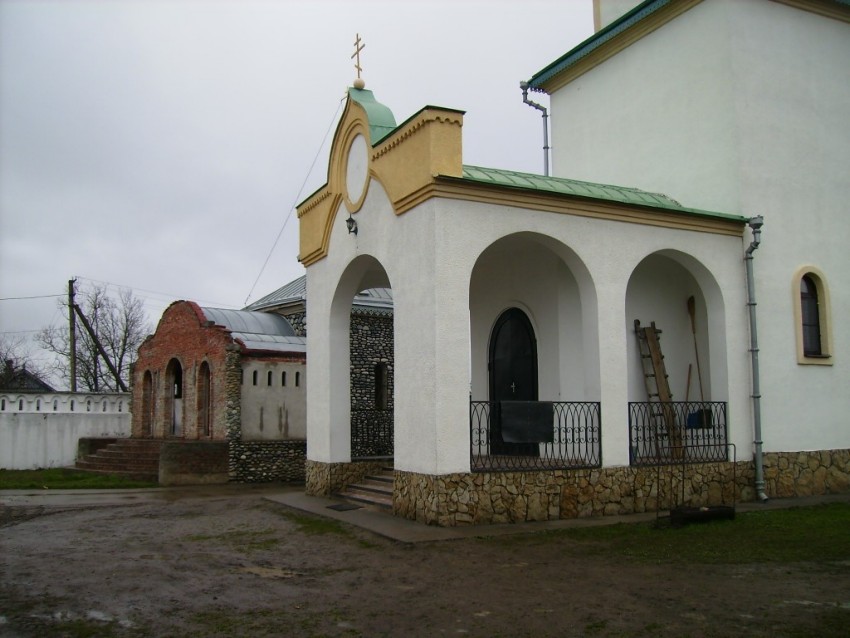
[349,312,393,411]
[305,459,386,496]
[229,439,306,483]
[349,311,394,458]
[393,449,850,526]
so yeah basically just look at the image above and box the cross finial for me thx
[352,33,366,89]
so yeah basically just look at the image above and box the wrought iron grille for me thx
[470,401,601,471]
[629,401,727,466]
[351,409,394,459]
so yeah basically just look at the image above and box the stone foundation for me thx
[392,449,850,526]
[305,459,387,496]
[228,439,306,483]
[763,449,850,497]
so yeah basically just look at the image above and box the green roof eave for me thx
[452,165,747,223]
[348,87,398,143]
[528,0,850,91]
[527,0,669,92]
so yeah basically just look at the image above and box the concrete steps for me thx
[337,466,394,511]
[76,439,162,482]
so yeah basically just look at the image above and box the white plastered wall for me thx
[547,0,850,453]
[240,361,306,439]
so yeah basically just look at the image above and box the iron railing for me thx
[351,408,394,459]
[629,401,727,466]
[470,400,601,471]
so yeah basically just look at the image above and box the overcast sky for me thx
[0,0,594,379]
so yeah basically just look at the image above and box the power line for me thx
[243,95,346,306]
[0,294,64,301]
[74,276,239,309]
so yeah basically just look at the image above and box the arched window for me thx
[295,371,301,387]
[374,363,389,411]
[267,370,273,386]
[800,276,821,356]
[282,371,287,386]
[141,371,153,436]
[197,362,212,437]
[794,268,832,365]
[252,370,258,386]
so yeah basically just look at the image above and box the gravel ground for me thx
[1,490,849,637]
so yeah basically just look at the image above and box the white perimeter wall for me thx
[0,393,131,470]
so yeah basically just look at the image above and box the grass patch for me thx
[276,510,379,549]
[281,510,353,536]
[0,468,157,490]
[537,503,850,565]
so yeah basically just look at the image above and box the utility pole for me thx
[72,302,129,393]
[68,278,77,392]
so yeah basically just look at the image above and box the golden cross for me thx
[352,33,365,79]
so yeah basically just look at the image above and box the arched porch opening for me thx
[328,254,394,462]
[625,250,729,464]
[469,232,601,470]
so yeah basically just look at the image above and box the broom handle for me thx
[688,296,705,403]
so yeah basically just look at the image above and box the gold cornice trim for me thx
[372,111,464,161]
[770,0,850,22]
[540,0,704,93]
[297,188,332,218]
[429,178,745,237]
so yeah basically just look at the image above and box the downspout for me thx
[745,215,769,502]
[519,81,550,176]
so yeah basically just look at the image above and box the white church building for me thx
[299,0,849,525]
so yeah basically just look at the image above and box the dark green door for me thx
[489,308,539,456]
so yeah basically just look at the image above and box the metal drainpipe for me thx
[745,215,769,502]
[520,81,550,176]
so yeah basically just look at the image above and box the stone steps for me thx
[337,466,394,511]
[75,439,162,482]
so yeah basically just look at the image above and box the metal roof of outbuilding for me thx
[244,276,393,315]
[200,307,306,354]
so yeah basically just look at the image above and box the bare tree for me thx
[38,284,151,392]
[0,333,52,389]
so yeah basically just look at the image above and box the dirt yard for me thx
[1,488,848,637]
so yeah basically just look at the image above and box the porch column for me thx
[596,282,631,467]
[305,265,351,464]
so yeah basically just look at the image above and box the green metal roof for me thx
[348,88,397,143]
[528,0,669,91]
[458,165,746,222]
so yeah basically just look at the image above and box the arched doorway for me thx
[489,307,539,456]
[166,358,183,437]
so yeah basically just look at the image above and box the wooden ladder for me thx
[634,320,682,459]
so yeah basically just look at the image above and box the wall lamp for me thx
[346,213,358,236]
